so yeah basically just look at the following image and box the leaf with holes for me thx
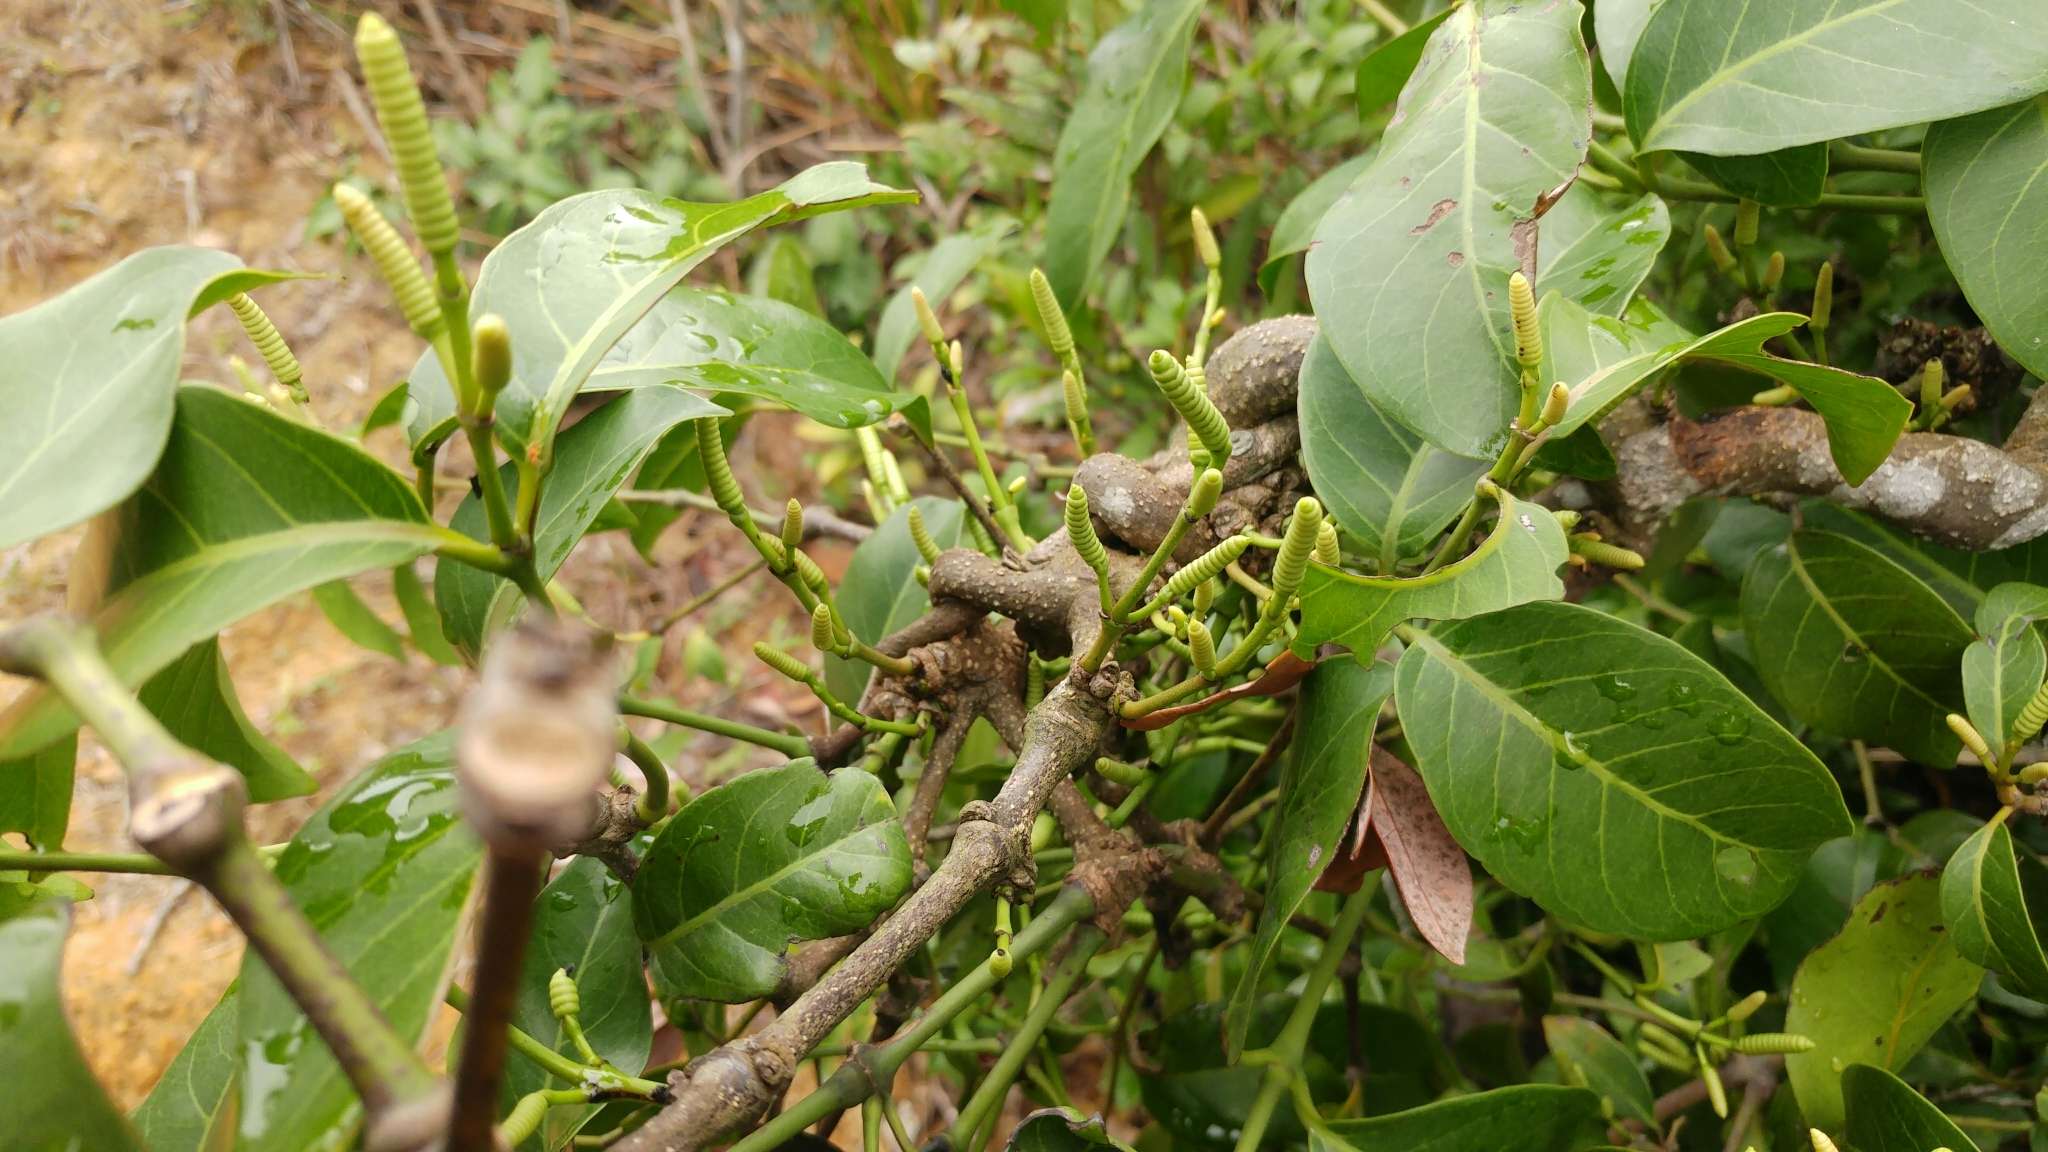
[0,387,443,760]
[1297,334,1487,574]
[1926,95,2048,381]
[1741,529,1973,766]
[1306,0,1591,458]
[1224,658,1394,1059]
[1040,0,1205,307]
[1294,488,1569,660]
[1623,0,2048,158]
[635,760,911,1003]
[1940,814,2048,1001]
[1784,873,1981,1129]
[1396,600,1851,939]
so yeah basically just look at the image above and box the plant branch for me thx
[620,694,812,758]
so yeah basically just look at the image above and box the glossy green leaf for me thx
[1842,1064,1982,1152]
[312,580,406,660]
[1315,1084,1606,1152]
[436,386,717,659]
[0,736,75,850]
[1800,501,2048,621]
[1963,583,2048,755]
[1260,152,1374,295]
[1741,529,1972,766]
[1306,0,1592,458]
[1297,335,1488,574]
[1536,186,1669,317]
[1353,10,1453,115]
[1536,293,1684,420]
[1006,1108,1134,1152]
[1040,0,1205,307]
[1294,489,1569,659]
[1926,95,2048,380]
[1623,0,2048,158]
[0,901,145,1150]
[825,497,966,704]
[1785,873,1981,1129]
[235,732,480,1150]
[414,163,913,451]
[745,233,822,316]
[873,219,1014,380]
[1555,312,1908,483]
[1542,1016,1655,1127]
[636,760,911,1003]
[138,640,316,803]
[1224,659,1394,1059]
[504,857,652,1149]
[588,288,908,429]
[1940,815,2048,1000]
[134,987,239,1151]
[0,247,257,550]
[1683,147,1829,208]
[1594,0,1663,90]
[1396,600,1852,939]
[0,387,442,760]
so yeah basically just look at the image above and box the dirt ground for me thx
[0,0,845,1123]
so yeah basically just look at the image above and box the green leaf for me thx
[1542,1016,1656,1127]
[0,736,75,850]
[134,987,239,1151]
[1555,312,1908,484]
[138,640,316,803]
[1040,0,1206,307]
[392,562,462,666]
[1841,1064,1983,1152]
[0,387,442,760]
[0,901,145,1151]
[1740,530,1972,766]
[1294,489,1570,659]
[873,219,1015,380]
[825,497,967,704]
[1315,1084,1607,1152]
[1224,659,1394,1058]
[635,760,911,1003]
[1353,10,1453,115]
[1005,1108,1134,1152]
[1925,95,2048,381]
[1260,152,1375,295]
[435,386,717,659]
[235,732,481,1151]
[1536,186,1670,317]
[745,233,823,316]
[624,415,743,561]
[312,580,407,660]
[1306,0,1592,458]
[1940,814,2048,1001]
[588,288,910,429]
[1396,600,1852,939]
[1593,0,1664,90]
[415,163,914,450]
[1297,335,1488,574]
[1140,997,1360,1149]
[1784,873,1982,1130]
[504,857,652,1149]
[0,246,243,549]
[1683,147,1829,208]
[1963,583,2048,755]
[1623,0,2048,158]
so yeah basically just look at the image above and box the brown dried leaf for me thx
[1367,747,1472,964]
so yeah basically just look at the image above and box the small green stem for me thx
[619,695,811,758]
[445,984,667,1097]
[947,388,1030,551]
[0,849,176,875]
[950,926,1105,1149]
[1586,139,1647,192]
[619,727,674,824]
[1233,886,1371,1152]
[1828,142,1921,174]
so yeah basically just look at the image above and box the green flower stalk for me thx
[1724,990,1767,1023]
[547,967,580,1020]
[1134,536,1249,619]
[1569,534,1646,571]
[1065,486,1114,611]
[1030,268,1074,362]
[1314,521,1340,567]
[781,498,805,555]
[471,314,511,403]
[1700,1048,1729,1117]
[2013,680,2048,744]
[1094,757,1151,788]
[354,13,459,262]
[989,897,1014,979]
[1733,199,1761,248]
[226,293,306,406]
[1947,713,1996,766]
[1728,1032,1815,1055]
[1811,262,1834,331]
[1189,207,1225,367]
[1033,267,1095,454]
[1704,224,1737,275]
[1149,349,1231,469]
[811,603,837,654]
[1508,271,1541,374]
[1191,206,1221,271]
[1270,497,1321,604]
[754,643,917,735]
[907,505,941,564]
[1762,250,1786,293]
[332,184,441,342]
[1187,618,1217,677]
